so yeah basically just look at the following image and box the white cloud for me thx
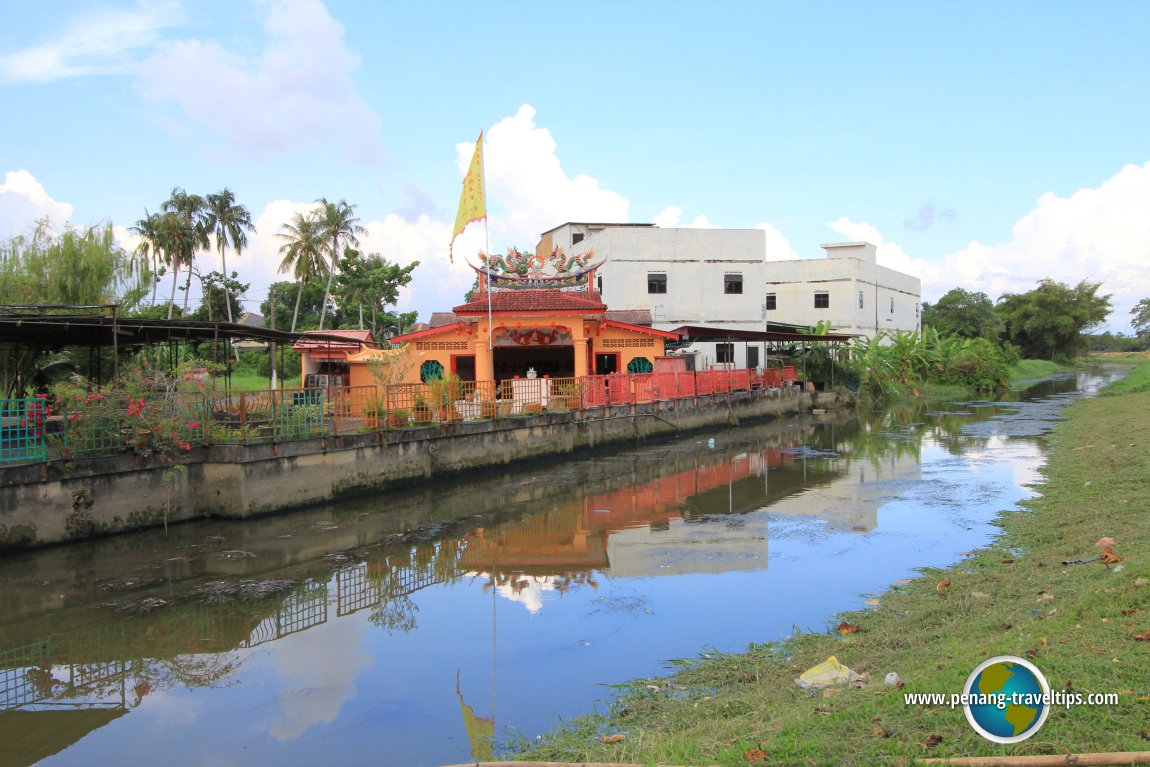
[652,205,682,228]
[825,161,1150,331]
[0,170,74,237]
[651,205,719,229]
[826,216,920,275]
[137,0,380,162]
[755,221,801,261]
[474,105,629,248]
[0,0,180,82]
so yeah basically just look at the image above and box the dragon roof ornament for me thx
[465,246,605,291]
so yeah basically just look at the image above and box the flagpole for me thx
[481,137,493,354]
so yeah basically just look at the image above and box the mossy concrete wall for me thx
[0,387,826,550]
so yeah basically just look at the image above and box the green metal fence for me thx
[0,398,48,464]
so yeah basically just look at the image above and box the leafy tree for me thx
[922,288,1000,339]
[205,188,255,323]
[192,271,249,322]
[0,218,148,394]
[335,249,419,336]
[314,198,364,330]
[997,279,1112,360]
[1131,298,1150,339]
[0,218,145,307]
[260,279,329,332]
[276,211,328,332]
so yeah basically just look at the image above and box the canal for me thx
[0,371,1121,766]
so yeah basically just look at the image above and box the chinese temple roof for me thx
[452,290,607,314]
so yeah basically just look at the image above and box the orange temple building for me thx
[298,247,681,390]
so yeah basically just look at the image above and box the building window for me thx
[627,356,653,374]
[814,291,830,309]
[765,293,776,311]
[648,272,667,294]
[890,297,895,313]
[747,346,759,369]
[572,232,584,244]
[724,273,743,294]
[419,359,444,382]
[597,275,603,293]
[859,290,865,309]
[716,343,735,364]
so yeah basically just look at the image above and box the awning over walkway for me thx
[668,325,855,345]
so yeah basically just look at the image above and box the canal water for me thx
[0,371,1122,766]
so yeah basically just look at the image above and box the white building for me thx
[540,223,770,369]
[536,224,921,369]
[767,241,922,337]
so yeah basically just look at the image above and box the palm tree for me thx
[161,187,209,317]
[314,197,364,330]
[130,210,164,306]
[156,211,199,319]
[205,188,255,323]
[276,210,327,333]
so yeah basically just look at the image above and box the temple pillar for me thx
[574,337,589,378]
[475,324,494,382]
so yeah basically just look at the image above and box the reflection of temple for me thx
[0,416,924,762]
[457,441,818,581]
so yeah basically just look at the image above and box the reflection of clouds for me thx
[495,577,556,615]
[139,687,205,731]
[268,617,371,742]
[963,436,1044,492]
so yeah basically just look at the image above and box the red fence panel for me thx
[607,374,632,405]
[582,375,607,408]
[632,373,655,403]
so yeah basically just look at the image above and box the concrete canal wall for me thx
[0,386,828,550]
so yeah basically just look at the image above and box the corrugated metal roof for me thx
[603,309,652,326]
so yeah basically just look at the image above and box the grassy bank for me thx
[517,363,1150,766]
[1009,359,1074,381]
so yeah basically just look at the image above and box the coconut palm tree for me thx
[155,210,200,319]
[130,210,164,306]
[161,187,209,317]
[276,210,327,333]
[314,197,364,330]
[205,188,255,323]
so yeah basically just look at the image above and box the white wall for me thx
[559,225,769,369]
[767,242,921,336]
[540,225,923,363]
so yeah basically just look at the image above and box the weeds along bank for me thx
[517,362,1150,766]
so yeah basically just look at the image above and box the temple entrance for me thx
[493,346,574,384]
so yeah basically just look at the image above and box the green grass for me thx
[1097,356,1150,396]
[515,368,1150,766]
[223,371,301,391]
[1009,359,1073,381]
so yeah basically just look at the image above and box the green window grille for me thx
[420,360,445,382]
[627,357,653,374]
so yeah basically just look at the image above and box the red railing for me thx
[16,366,800,459]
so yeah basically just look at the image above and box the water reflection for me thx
[0,372,1117,766]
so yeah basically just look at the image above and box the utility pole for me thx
[270,287,278,390]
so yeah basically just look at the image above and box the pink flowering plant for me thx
[50,358,218,459]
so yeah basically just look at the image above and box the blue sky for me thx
[1,0,1148,331]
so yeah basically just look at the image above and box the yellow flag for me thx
[450,132,486,262]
